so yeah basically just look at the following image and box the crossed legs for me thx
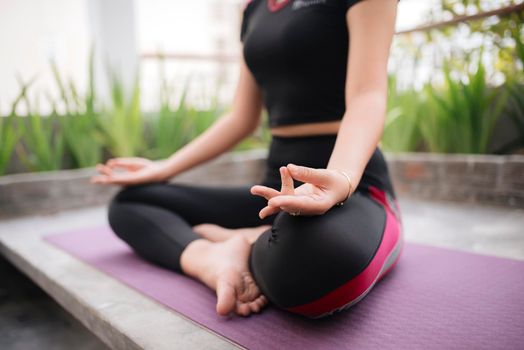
[107,181,278,316]
[107,181,403,318]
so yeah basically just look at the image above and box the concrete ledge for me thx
[1,150,523,220]
[0,149,267,219]
[385,152,524,208]
[0,208,239,350]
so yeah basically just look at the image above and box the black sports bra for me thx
[240,0,396,127]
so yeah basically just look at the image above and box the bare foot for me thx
[180,235,268,316]
[192,223,271,244]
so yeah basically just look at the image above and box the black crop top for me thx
[240,0,398,127]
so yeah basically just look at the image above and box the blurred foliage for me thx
[381,75,423,152]
[0,50,272,175]
[2,1,524,175]
[383,0,524,153]
[15,78,65,172]
[51,50,104,168]
[500,81,524,153]
[96,72,144,157]
[403,0,524,81]
[0,78,30,175]
[420,55,509,153]
[428,0,524,78]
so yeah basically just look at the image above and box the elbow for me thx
[345,89,388,119]
[227,109,262,138]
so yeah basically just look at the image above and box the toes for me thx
[216,278,236,316]
[235,302,251,317]
[253,295,268,311]
[249,301,261,314]
[236,272,261,302]
[255,295,267,308]
[238,295,267,315]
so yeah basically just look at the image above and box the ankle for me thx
[180,239,213,280]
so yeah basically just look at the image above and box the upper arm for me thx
[229,0,263,133]
[345,0,398,103]
[228,53,264,133]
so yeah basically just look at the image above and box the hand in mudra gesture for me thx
[250,163,352,218]
[90,157,169,186]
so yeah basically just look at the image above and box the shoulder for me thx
[240,0,260,42]
[242,0,259,12]
[346,0,400,12]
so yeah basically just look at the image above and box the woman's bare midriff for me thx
[270,120,341,137]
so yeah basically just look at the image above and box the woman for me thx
[91,0,403,318]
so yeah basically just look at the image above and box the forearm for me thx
[327,90,387,193]
[160,113,255,179]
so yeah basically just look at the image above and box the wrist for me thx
[154,159,175,181]
[332,169,354,206]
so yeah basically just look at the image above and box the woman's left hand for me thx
[250,163,352,219]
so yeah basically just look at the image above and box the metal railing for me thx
[139,3,524,63]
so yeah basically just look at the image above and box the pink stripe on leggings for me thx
[286,186,402,317]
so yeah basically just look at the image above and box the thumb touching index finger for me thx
[286,164,330,187]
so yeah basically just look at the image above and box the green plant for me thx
[496,81,524,153]
[0,82,31,175]
[420,56,509,154]
[0,112,18,175]
[16,77,65,172]
[97,71,144,157]
[380,75,423,152]
[146,78,194,159]
[50,50,103,168]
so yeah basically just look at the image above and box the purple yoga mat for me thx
[45,226,524,350]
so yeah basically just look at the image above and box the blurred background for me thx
[1,0,522,177]
[1,2,523,349]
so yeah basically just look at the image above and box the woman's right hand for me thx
[90,157,171,186]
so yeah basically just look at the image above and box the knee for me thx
[107,194,125,237]
[248,212,352,317]
[107,187,138,239]
[107,184,150,219]
[249,201,388,318]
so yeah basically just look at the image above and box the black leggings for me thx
[107,134,404,318]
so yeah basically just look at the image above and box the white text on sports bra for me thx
[292,0,327,11]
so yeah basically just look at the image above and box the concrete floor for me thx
[0,256,108,350]
[0,196,523,349]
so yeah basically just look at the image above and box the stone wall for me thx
[0,149,267,219]
[385,153,524,208]
[1,149,523,219]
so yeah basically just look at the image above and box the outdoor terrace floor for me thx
[1,197,523,349]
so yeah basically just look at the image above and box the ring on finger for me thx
[289,209,301,216]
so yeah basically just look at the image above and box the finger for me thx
[287,163,331,187]
[269,194,312,208]
[90,175,110,184]
[90,173,140,186]
[90,174,122,185]
[269,194,328,214]
[250,185,281,201]
[107,173,143,186]
[107,157,139,165]
[259,204,281,219]
[107,158,141,170]
[96,164,113,176]
[280,167,295,195]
